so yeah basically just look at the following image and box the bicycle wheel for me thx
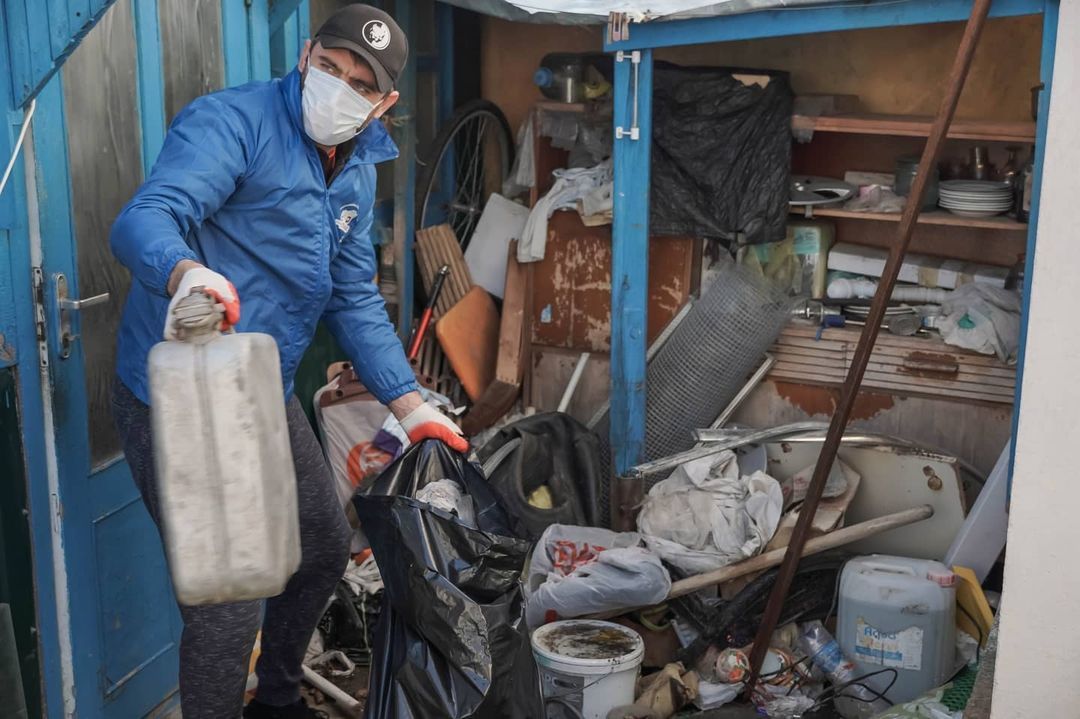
[416,99,514,250]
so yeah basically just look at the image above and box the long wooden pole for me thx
[585,505,933,621]
[743,0,995,692]
[669,505,933,598]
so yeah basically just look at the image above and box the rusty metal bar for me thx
[743,0,995,692]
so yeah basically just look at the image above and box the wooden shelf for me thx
[791,206,1028,231]
[791,114,1036,143]
[535,100,587,114]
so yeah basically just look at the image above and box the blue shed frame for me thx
[0,1,441,715]
[603,0,1061,489]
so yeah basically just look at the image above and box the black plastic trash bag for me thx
[477,412,602,540]
[650,63,793,245]
[352,440,543,718]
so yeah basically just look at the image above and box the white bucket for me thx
[531,619,645,719]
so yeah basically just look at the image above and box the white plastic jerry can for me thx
[148,290,301,606]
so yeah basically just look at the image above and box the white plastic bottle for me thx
[148,290,300,605]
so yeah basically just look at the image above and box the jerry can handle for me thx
[172,287,230,342]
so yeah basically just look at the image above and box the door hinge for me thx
[32,266,47,369]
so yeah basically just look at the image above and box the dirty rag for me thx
[519,159,613,263]
[937,283,1021,361]
[637,450,784,574]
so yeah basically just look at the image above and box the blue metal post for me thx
[133,0,166,173]
[392,0,415,339]
[248,0,272,82]
[610,48,652,515]
[296,0,311,47]
[221,0,251,86]
[433,1,455,227]
[268,0,305,33]
[1008,0,1059,499]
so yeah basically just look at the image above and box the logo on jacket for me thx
[335,204,360,234]
[363,21,391,50]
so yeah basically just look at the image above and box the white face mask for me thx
[301,66,379,146]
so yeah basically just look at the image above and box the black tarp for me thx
[650,64,793,245]
[353,441,543,719]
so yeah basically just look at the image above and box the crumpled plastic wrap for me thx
[937,283,1021,361]
[524,524,671,627]
[637,450,784,574]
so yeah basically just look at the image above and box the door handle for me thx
[59,292,110,311]
[55,273,110,359]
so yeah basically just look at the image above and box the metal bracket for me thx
[615,50,642,141]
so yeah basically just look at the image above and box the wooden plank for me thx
[773,341,1017,378]
[415,224,473,316]
[436,287,499,402]
[529,346,611,424]
[463,242,528,434]
[530,211,695,352]
[791,206,1027,231]
[769,366,1013,404]
[773,341,1015,380]
[791,113,1036,143]
[780,323,1016,367]
[769,362,1015,398]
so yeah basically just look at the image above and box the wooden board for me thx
[529,346,612,424]
[791,206,1027,231]
[415,224,473,316]
[436,287,499,402]
[463,242,528,434]
[791,114,1035,142]
[768,322,1017,404]
[530,211,696,352]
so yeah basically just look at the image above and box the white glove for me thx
[164,266,240,340]
[399,403,468,453]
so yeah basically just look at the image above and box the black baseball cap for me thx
[314,5,408,93]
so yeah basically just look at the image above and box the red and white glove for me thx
[164,266,240,340]
[399,404,469,454]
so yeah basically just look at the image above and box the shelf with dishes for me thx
[790,113,1035,143]
[789,206,1027,231]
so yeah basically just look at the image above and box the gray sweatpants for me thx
[112,379,351,718]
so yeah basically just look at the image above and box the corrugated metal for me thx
[5,0,120,106]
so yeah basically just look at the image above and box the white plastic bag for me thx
[524,524,671,627]
[637,450,783,574]
[938,283,1021,361]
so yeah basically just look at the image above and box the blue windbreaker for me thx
[111,69,418,406]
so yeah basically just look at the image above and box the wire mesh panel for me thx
[597,257,794,522]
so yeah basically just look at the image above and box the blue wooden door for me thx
[30,1,182,715]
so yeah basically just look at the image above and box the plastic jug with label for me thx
[148,289,300,605]
[837,555,956,704]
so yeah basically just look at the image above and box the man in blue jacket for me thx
[110,6,466,717]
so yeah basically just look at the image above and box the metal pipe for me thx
[709,353,775,430]
[558,352,591,413]
[629,421,829,477]
[744,0,995,690]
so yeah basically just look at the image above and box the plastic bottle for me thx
[799,621,891,719]
[148,290,301,605]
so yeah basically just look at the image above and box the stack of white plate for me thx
[938,180,1013,217]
